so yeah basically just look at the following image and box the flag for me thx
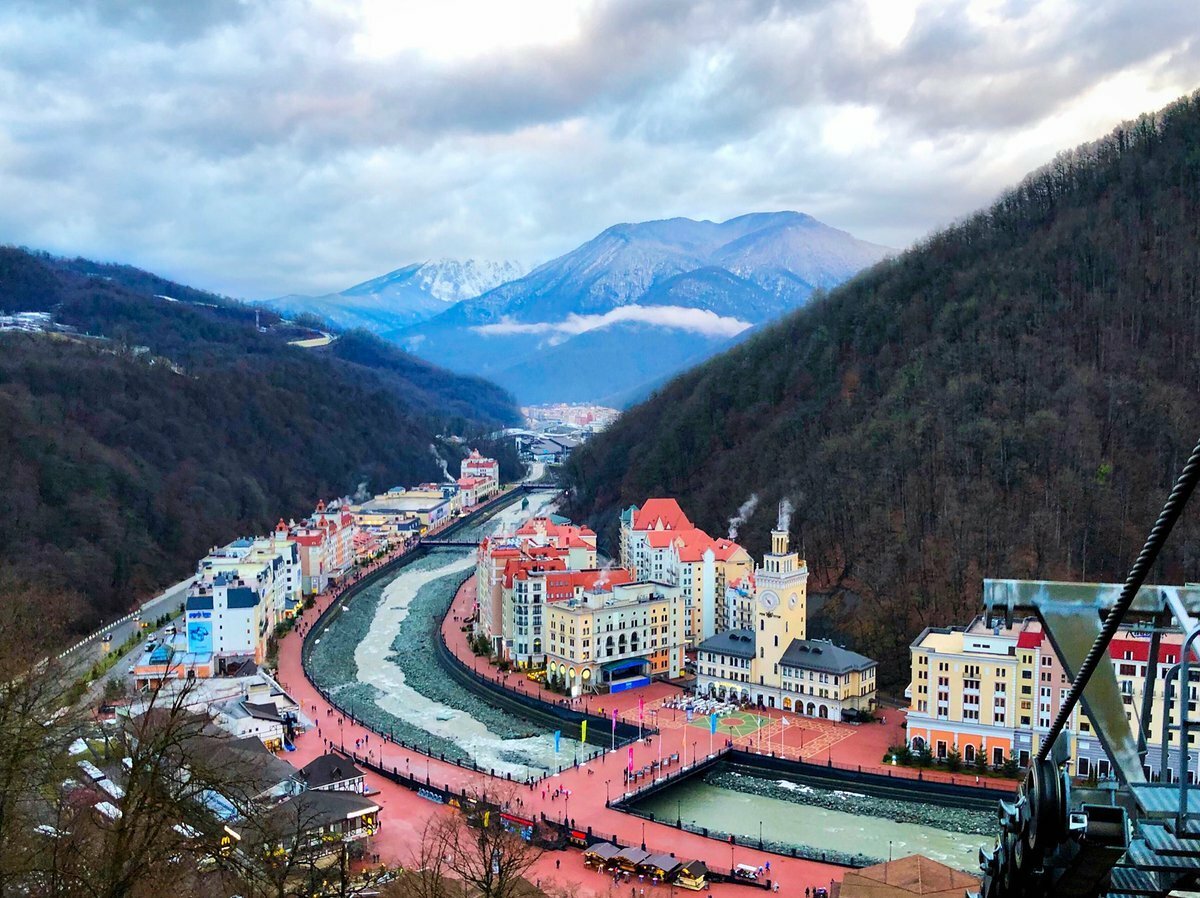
[627,746,634,771]
[639,696,644,721]
[612,708,617,733]
[554,730,561,753]
[710,713,718,734]
[581,720,587,743]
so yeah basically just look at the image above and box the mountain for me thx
[0,247,520,629]
[563,93,1200,686]
[397,212,890,404]
[257,258,526,337]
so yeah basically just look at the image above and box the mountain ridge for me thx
[399,211,889,403]
[563,93,1200,684]
[256,258,526,337]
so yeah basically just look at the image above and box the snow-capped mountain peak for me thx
[413,258,527,303]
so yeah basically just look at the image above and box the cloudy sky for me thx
[1,0,1197,298]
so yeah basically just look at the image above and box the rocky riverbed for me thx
[707,767,998,837]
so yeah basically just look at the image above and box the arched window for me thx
[965,744,976,763]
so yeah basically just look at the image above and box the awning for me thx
[602,658,648,674]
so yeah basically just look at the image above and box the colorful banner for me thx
[581,720,587,743]
[639,696,644,720]
[554,730,561,753]
[627,746,634,771]
[710,713,718,734]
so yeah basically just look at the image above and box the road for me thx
[62,574,195,680]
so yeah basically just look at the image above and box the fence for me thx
[300,489,602,784]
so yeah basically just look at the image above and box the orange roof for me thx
[838,855,979,898]
[632,498,693,532]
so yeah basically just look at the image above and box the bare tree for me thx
[404,789,544,898]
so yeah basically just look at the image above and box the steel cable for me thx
[1038,433,1200,762]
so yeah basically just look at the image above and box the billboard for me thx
[187,610,213,654]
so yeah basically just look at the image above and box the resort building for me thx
[694,508,878,719]
[618,499,753,646]
[460,449,500,488]
[905,579,1200,779]
[474,515,598,659]
[544,580,686,694]
[355,488,451,534]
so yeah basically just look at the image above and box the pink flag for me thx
[639,697,644,721]
[627,746,634,771]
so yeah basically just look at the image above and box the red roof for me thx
[1016,631,1044,649]
[642,526,745,563]
[631,499,693,532]
[544,568,634,600]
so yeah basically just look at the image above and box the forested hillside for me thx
[564,93,1200,687]
[0,248,520,629]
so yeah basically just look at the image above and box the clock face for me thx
[759,590,779,612]
[788,593,798,609]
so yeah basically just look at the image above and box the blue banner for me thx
[686,708,693,722]
[710,713,718,734]
[554,730,561,753]
[187,611,212,655]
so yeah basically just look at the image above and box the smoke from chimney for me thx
[776,497,794,533]
[726,493,759,541]
[429,444,455,484]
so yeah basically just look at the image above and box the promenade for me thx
[273,491,1009,895]
[277,560,844,895]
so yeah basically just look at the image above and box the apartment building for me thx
[544,580,686,694]
[906,579,1200,780]
[618,499,752,646]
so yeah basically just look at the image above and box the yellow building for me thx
[906,579,1200,780]
[544,581,686,695]
[695,511,877,718]
[619,499,753,646]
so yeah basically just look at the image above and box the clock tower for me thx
[752,503,809,696]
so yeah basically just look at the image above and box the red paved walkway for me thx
[274,495,1010,896]
[278,567,844,896]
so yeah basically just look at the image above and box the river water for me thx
[633,774,992,871]
[309,493,591,778]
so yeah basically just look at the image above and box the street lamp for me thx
[641,820,646,851]
[758,820,763,849]
[605,779,611,806]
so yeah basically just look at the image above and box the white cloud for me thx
[471,305,752,338]
[0,0,1196,297]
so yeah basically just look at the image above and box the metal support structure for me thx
[1037,435,1200,765]
[1136,618,1167,761]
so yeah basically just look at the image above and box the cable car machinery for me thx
[976,435,1200,898]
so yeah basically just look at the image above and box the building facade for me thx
[905,579,1200,780]
[619,499,753,646]
[694,514,877,719]
[544,580,686,694]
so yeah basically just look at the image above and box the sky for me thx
[0,0,1197,299]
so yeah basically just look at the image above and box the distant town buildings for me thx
[522,403,619,431]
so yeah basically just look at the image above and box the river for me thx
[632,772,993,871]
[309,492,591,777]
